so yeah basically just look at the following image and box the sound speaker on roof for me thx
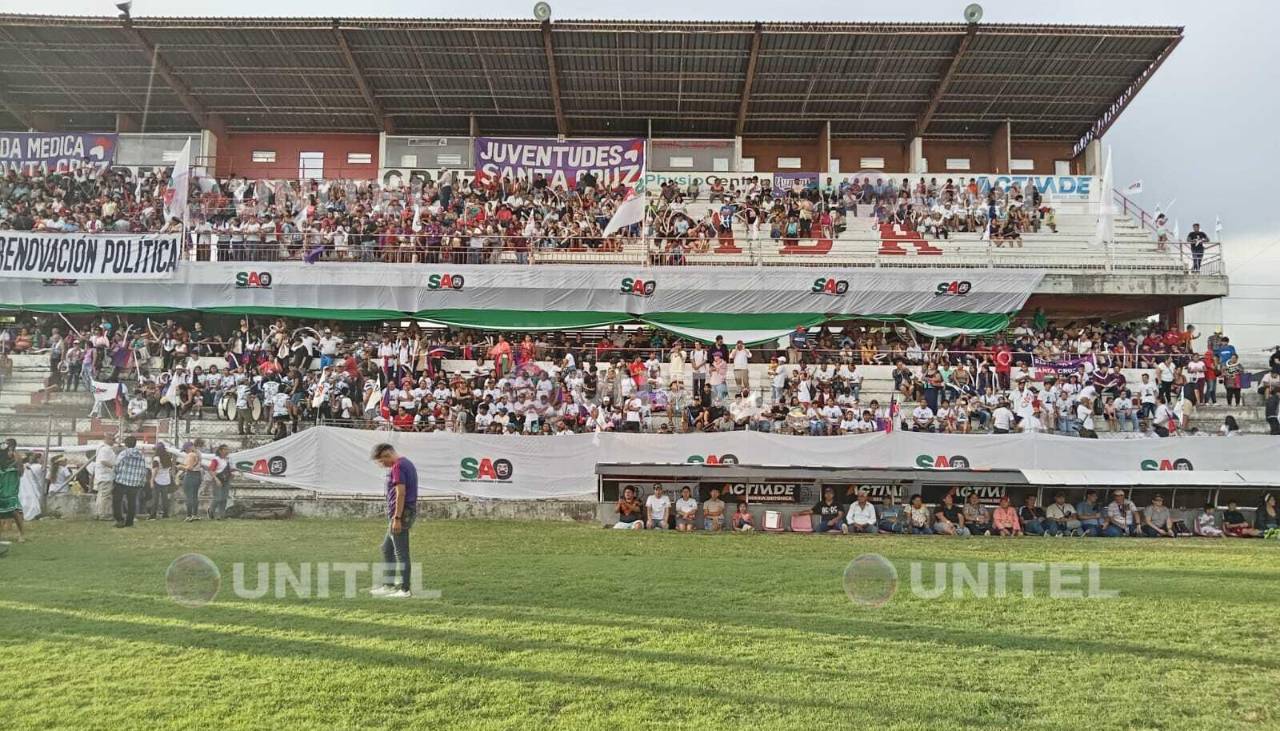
[533,2,552,21]
[963,3,983,24]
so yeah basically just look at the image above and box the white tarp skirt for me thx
[230,428,1280,500]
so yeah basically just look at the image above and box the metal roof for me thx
[0,15,1181,148]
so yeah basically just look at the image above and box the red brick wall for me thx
[829,140,907,173]
[921,141,992,175]
[740,138,822,172]
[219,133,381,179]
[1011,141,1079,175]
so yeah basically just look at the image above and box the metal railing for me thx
[176,231,1221,273]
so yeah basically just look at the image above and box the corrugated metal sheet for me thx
[0,15,1180,140]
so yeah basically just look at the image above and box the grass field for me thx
[1,518,1278,730]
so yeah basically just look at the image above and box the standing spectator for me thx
[1187,223,1209,273]
[208,444,233,520]
[0,441,27,543]
[730,340,752,393]
[149,447,174,520]
[112,436,147,529]
[93,435,117,520]
[1266,385,1280,435]
[179,441,204,522]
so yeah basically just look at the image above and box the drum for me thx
[218,394,236,421]
[249,396,263,422]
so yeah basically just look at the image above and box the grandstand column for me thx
[907,138,925,173]
[115,113,141,133]
[819,121,831,174]
[1080,139,1103,176]
[991,120,1011,174]
[200,129,221,176]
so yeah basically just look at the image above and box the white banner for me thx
[0,231,181,280]
[643,172,1098,201]
[230,428,1279,501]
[0,261,1041,317]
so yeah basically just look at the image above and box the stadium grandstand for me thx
[3,10,1280,729]
[0,13,1269,517]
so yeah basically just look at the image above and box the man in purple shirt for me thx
[371,443,418,598]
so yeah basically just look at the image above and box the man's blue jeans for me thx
[381,508,417,591]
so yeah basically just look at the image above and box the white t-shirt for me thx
[912,406,934,426]
[1076,404,1095,431]
[992,406,1014,431]
[1139,382,1158,405]
[646,494,672,521]
[732,349,751,369]
[675,497,698,517]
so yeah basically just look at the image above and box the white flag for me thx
[1124,180,1143,195]
[91,380,121,402]
[1214,215,1223,236]
[163,137,192,227]
[603,188,645,237]
[1173,219,1181,241]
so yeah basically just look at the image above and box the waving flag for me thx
[602,187,645,237]
[162,137,192,227]
[1214,215,1223,237]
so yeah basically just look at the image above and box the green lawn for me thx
[1,519,1277,730]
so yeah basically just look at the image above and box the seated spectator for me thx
[612,486,644,530]
[932,493,970,536]
[1019,494,1048,536]
[731,502,754,532]
[1255,494,1279,533]
[1140,494,1175,538]
[812,487,845,533]
[904,494,933,535]
[701,487,726,532]
[1043,491,1080,536]
[1103,490,1141,537]
[645,485,671,530]
[1194,503,1224,537]
[991,495,1022,537]
[877,495,903,534]
[843,490,878,534]
[1222,500,1260,537]
[1075,490,1102,536]
[674,486,699,532]
[962,493,991,535]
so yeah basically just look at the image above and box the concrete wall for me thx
[383,135,472,171]
[115,133,202,167]
[47,493,598,523]
[829,140,908,173]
